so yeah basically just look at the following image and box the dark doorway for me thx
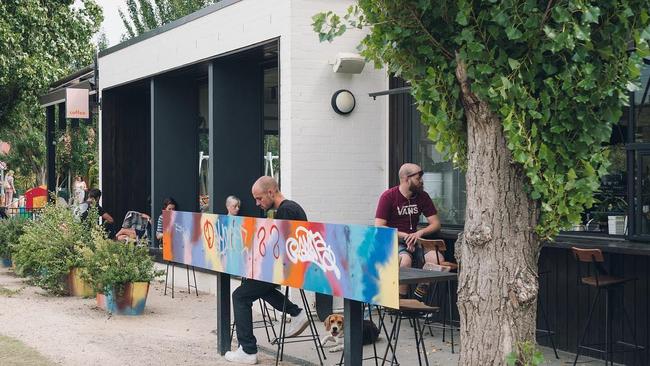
[101,81,151,232]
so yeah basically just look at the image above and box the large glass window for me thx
[198,81,209,212]
[630,62,650,239]
[388,77,466,226]
[263,66,279,183]
[412,116,466,225]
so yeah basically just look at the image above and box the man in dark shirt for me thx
[78,188,114,235]
[225,176,310,364]
[375,163,441,298]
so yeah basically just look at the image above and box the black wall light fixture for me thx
[331,89,356,115]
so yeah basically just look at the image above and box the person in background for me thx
[79,188,115,235]
[156,197,177,247]
[73,176,87,206]
[224,176,310,365]
[225,195,241,216]
[4,170,15,208]
[115,211,151,241]
[375,163,441,300]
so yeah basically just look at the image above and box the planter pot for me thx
[1,257,11,268]
[96,282,150,315]
[66,267,94,297]
[608,215,627,235]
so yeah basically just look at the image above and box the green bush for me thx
[82,238,163,294]
[0,216,30,259]
[12,204,99,295]
[506,341,544,366]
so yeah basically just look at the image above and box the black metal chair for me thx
[536,270,559,359]
[274,288,327,366]
[164,262,198,298]
[381,299,439,366]
[571,247,643,366]
[336,303,383,366]
[230,298,279,344]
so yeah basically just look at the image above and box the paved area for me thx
[0,264,613,365]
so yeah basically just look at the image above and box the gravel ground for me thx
[0,266,284,365]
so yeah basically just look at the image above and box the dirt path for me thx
[0,267,283,365]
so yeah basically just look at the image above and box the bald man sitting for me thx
[225,176,310,365]
[375,163,441,299]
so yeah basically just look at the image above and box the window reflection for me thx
[412,116,466,225]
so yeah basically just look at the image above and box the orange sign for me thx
[65,88,89,119]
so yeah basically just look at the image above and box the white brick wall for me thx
[98,0,389,225]
[284,1,388,225]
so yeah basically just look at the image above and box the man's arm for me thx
[101,212,114,224]
[403,214,441,246]
[375,218,412,246]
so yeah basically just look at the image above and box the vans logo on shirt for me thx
[397,204,419,216]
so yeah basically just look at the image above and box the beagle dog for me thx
[321,314,345,352]
[321,314,380,353]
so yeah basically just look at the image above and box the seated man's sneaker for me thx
[285,309,310,337]
[224,346,257,365]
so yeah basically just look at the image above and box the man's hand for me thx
[403,230,422,253]
[403,230,423,251]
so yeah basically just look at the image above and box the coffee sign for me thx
[65,88,89,119]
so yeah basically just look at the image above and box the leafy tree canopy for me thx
[119,0,219,40]
[0,0,102,128]
[314,1,650,239]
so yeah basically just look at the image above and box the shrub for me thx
[0,216,29,259]
[82,238,163,294]
[506,341,544,366]
[12,204,99,295]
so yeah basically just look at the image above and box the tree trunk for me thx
[454,58,541,365]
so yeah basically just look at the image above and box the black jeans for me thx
[232,279,301,354]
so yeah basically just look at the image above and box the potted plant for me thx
[0,216,29,267]
[11,204,95,296]
[82,238,162,315]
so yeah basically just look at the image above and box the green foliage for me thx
[0,216,29,258]
[55,116,99,189]
[81,239,162,294]
[119,0,219,40]
[0,0,102,128]
[12,204,98,295]
[0,97,47,189]
[313,1,650,239]
[506,341,545,366]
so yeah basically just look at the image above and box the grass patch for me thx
[0,286,23,297]
[0,335,54,366]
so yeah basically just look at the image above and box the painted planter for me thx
[66,267,94,297]
[96,282,150,315]
[1,257,11,268]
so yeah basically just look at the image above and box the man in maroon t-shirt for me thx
[375,163,441,297]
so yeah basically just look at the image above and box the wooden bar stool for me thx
[571,247,643,366]
[418,239,459,353]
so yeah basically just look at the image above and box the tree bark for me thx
[454,58,541,365]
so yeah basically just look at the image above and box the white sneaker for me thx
[224,346,257,364]
[285,309,310,337]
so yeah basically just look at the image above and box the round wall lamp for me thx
[331,89,356,115]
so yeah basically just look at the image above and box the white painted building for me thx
[98,0,389,226]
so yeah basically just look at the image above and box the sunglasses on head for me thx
[407,170,424,178]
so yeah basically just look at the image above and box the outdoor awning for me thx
[38,65,97,108]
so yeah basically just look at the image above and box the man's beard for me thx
[409,181,423,193]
